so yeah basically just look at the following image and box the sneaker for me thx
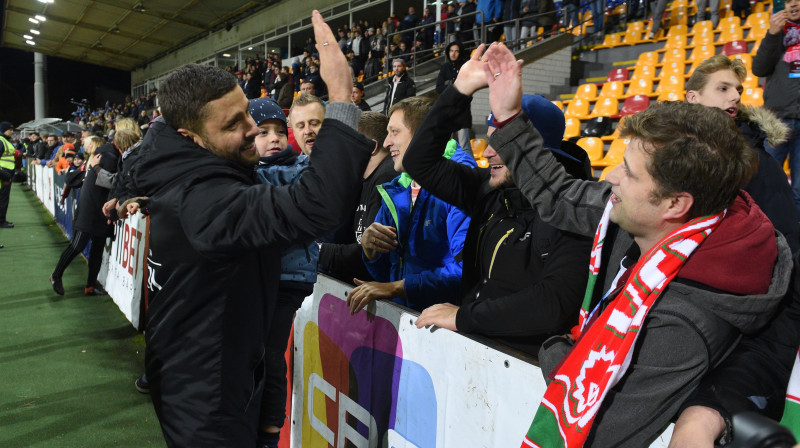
[50,275,64,295]
[84,286,107,296]
[134,374,150,394]
[0,221,14,228]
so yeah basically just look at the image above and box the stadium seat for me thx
[659,61,686,78]
[741,87,764,107]
[718,23,744,43]
[657,90,686,101]
[471,138,487,159]
[753,1,768,12]
[750,38,763,55]
[621,22,645,45]
[691,20,714,36]
[747,22,769,41]
[627,78,654,96]
[655,76,682,97]
[576,137,605,164]
[743,68,760,88]
[632,65,657,81]
[596,33,623,49]
[662,48,688,64]
[583,116,613,137]
[564,117,581,139]
[666,9,690,28]
[564,98,592,119]
[476,158,490,168]
[552,100,564,111]
[687,44,716,63]
[620,94,651,116]
[730,52,753,67]
[717,16,742,30]
[662,33,688,50]
[598,80,626,99]
[596,137,629,167]
[744,11,769,28]
[598,164,617,181]
[590,97,620,118]
[607,67,630,82]
[722,40,748,56]
[636,51,660,67]
[574,83,598,102]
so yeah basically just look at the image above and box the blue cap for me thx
[487,94,565,149]
[249,97,287,130]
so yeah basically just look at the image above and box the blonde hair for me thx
[686,55,747,92]
[115,118,142,139]
[113,129,140,153]
[83,136,104,158]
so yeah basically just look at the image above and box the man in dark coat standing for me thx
[382,58,416,115]
[127,12,374,448]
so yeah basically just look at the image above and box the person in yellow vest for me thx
[0,121,18,229]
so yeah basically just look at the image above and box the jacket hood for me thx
[130,119,253,196]
[672,191,793,333]
[738,105,790,147]
[679,191,777,295]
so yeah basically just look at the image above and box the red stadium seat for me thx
[721,40,748,56]
[607,68,630,82]
[620,95,651,116]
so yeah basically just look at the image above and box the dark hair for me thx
[159,64,238,133]
[620,101,757,217]
[358,112,389,149]
[388,96,434,135]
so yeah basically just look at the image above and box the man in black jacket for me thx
[409,60,593,357]
[382,58,416,115]
[128,12,374,447]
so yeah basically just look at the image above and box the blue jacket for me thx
[255,151,318,288]
[365,141,474,311]
[476,0,502,24]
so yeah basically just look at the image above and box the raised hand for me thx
[453,43,489,97]
[312,10,351,102]
[769,8,788,35]
[483,43,523,123]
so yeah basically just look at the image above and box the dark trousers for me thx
[260,291,307,429]
[52,230,105,287]
[0,172,12,222]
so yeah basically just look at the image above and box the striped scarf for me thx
[781,349,800,440]
[522,199,724,448]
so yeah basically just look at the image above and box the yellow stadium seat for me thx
[741,87,763,107]
[747,22,769,41]
[576,137,605,164]
[785,159,791,176]
[662,33,688,50]
[621,21,646,45]
[476,158,490,168]
[574,83,599,102]
[659,61,686,78]
[632,64,657,82]
[636,51,660,67]
[753,1,768,12]
[743,70,760,88]
[656,74,685,94]
[565,98,592,120]
[596,137,629,167]
[598,81,626,99]
[657,90,686,101]
[598,164,617,181]
[596,33,624,49]
[730,52,753,67]
[744,11,769,28]
[750,38,763,55]
[717,16,741,30]
[564,117,581,139]
[471,138,488,159]
[552,100,564,111]
[719,24,744,43]
[691,20,715,35]
[627,77,654,96]
[590,97,620,118]
[687,44,716,63]
[661,48,687,64]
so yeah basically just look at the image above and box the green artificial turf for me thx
[0,184,164,447]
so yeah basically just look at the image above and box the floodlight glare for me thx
[26,40,36,45]
[35,15,47,21]
[29,18,40,24]
[23,35,33,39]
[30,29,40,35]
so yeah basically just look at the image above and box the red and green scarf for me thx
[521,199,724,448]
[780,349,800,440]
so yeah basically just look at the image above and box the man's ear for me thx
[177,128,206,149]
[370,140,381,156]
[664,192,694,222]
[685,90,699,104]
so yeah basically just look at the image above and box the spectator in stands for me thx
[410,52,593,357]
[299,79,315,96]
[399,6,419,46]
[647,0,674,39]
[248,97,315,448]
[0,122,17,229]
[55,147,76,175]
[305,62,326,97]
[502,0,520,47]
[589,0,605,37]
[382,58,416,115]
[477,0,503,42]
[445,2,458,42]
[370,27,386,56]
[457,0,479,46]
[125,13,373,447]
[563,0,580,28]
[363,50,382,82]
[36,134,59,164]
[437,41,466,93]
[347,96,474,313]
[352,82,371,111]
[289,93,325,155]
[49,129,139,297]
[352,28,369,65]
[694,0,721,29]
[479,42,792,447]
[243,72,261,99]
[347,49,364,80]
[319,111,397,283]
[274,72,295,109]
[518,0,538,46]
[420,7,437,49]
[753,4,800,217]
[25,132,45,159]
[397,41,412,64]
[686,54,799,253]
[59,153,86,205]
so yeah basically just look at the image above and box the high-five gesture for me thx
[312,10,350,102]
[453,44,489,96]
[483,43,523,123]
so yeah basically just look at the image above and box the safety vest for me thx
[0,135,15,170]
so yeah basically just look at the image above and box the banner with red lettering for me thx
[98,212,149,330]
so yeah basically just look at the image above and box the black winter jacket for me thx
[73,142,119,237]
[403,86,593,357]
[128,104,372,447]
[382,72,416,115]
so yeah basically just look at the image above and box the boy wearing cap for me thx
[249,97,316,448]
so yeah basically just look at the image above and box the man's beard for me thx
[200,135,258,168]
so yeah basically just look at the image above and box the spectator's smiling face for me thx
[483,127,513,188]
[788,0,800,21]
[290,102,325,155]
[384,110,413,173]
[255,119,288,158]
[686,69,742,118]
[185,87,259,167]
